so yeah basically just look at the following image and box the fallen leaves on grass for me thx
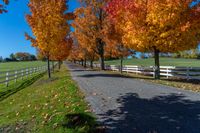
[16,112,19,116]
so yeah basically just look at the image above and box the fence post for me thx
[26,69,28,78]
[166,68,169,79]
[21,70,24,79]
[5,72,9,87]
[15,71,18,82]
[136,66,138,75]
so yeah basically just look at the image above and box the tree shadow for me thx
[71,69,96,72]
[79,73,131,79]
[0,73,44,101]
[62,113,105,133]
[100,93,200,133]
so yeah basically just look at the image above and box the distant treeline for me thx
[0,52,37,62]
[139,48,200,59]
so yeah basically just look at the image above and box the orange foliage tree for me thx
[106,0,200,79]
[68,43,85,65]
[51,37,72,69]
[26,0,71,78]
[103,18,132,73]
[72,0,108,70]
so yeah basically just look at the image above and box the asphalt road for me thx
[65,62,200,133]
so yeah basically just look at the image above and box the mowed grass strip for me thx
[0,72,44,101]
[0,66,97,133]
[0,61,47,71]
[105,57,200,67]
[114,72,200,92]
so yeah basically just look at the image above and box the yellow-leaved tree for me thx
[26,0,71,78]
[72,0,108,70]
[106,0,200,79]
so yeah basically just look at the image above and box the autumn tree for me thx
[72,0,108,70]
[26,0,71,78]
[68,43,85,66]
[51,37,72,69]
[103,17,131,73]
[106,0,200,79]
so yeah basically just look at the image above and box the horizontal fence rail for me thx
[0,63,57,87]
[81,62,200,80]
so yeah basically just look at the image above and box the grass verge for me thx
[0,66,98,133]
[99,68,200,92]
[0,73,44,101]
[121,72,200,92]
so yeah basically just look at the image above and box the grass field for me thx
[0,61,47,71]
[105,57,200,67]
[0,66,97,133]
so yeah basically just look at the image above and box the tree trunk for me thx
[120,56,123,74]
[47,56,51,78]
[90,60,93,69]
[99,55,105,70]
[84,58,87,68]
[81,59,84,66]
[97,39,105,70]
[154,48,160,79]
[58,60,61,69]
[52,61,54,72]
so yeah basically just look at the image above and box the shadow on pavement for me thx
[100,93,200,133]
[79,73,131,79]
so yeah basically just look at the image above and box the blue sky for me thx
[0,0,80,58]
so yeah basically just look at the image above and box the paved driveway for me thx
[65,62,200,133]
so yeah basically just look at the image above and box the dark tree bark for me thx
[99,54,105,70]
[84,58,87,68]
[90,60,93,69]
[52,61,54,72]
[47,56,51,78]
[120,56,123,74]
[97,39,105,70]
[81,59,84,66]
[154,48,160,79]
[58,60,61,69]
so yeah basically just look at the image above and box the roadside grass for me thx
[0,73,44,101]
[0,66,97,133]
[104,57,200,67]
[0,61,46,71]
[116,71,200,92]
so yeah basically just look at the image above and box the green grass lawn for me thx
[0,66,97,133]
[0,61,47,71]
[105,57,200,67]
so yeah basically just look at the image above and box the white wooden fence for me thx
[83,62,200,80]
[0,65,47,87]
